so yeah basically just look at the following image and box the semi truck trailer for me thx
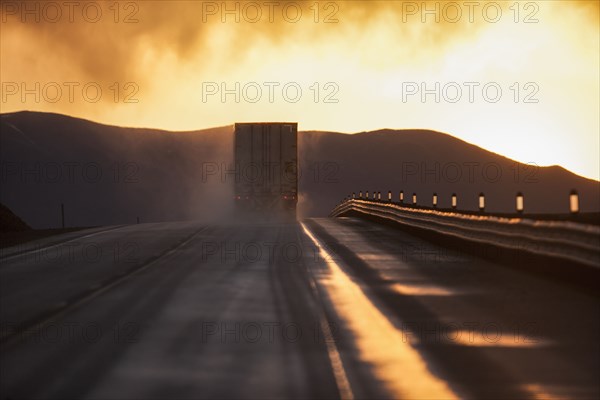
[233,123,298,219]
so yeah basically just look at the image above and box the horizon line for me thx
[1,109,598,183]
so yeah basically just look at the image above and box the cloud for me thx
[1,1,526,87]
[1,1,598,179]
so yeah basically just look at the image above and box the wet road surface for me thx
[1,218,597,399]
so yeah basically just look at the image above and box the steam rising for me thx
[1,0,599,179]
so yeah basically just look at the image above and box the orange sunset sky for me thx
[1,0,599,180]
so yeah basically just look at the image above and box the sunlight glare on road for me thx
[301,223,458,399]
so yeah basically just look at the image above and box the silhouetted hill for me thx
[1,111,234,228]
[1,111,598,227]
[298,129,600,216]
[0,203,30,232]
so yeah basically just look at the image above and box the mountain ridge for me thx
[6,110,598,183]
[1,111,598,227]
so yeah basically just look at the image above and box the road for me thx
[1,218,598,399]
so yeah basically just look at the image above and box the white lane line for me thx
[301,222,458,400]
[299,225,355,400]
[318,307,355,400]
[0,225,127,263]
[0,226,207,346]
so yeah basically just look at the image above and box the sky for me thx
[1,0,599,180]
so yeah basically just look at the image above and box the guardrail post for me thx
[451,193,457,209]
[388,191,392,202]
[352,192,355,199]
[366,191,369,199]
[516,192,524,214]
[570,190,579,214]
[432,193,438,208]
[412,193,417,205]
[359,191,362,199]
[399,190,404,204]
[378,191,381,201]
[479,192,485,212]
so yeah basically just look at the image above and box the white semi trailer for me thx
[233,123,298,219]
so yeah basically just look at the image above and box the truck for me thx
[233,123,298,220]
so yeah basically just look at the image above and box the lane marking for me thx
[299,224,354,400]
[301,222,458,400]
[449,330,551,348]
[0,226,208,347]
[0,225,127,263]
[391,282,456,296]
[319,316,354,400]
[521,384,569,400]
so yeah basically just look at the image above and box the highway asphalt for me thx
[1,218,598,399]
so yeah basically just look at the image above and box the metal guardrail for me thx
[330,199,600,268]
[337,189,584,215]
